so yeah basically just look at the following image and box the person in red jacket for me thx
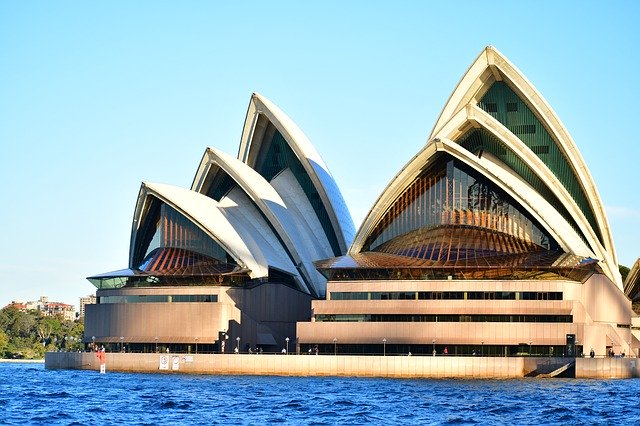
[96,347,106,373]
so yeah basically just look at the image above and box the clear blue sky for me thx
[1,1,639,308]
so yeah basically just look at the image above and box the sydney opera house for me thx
[85,46,638,357]
[85,93,355,353]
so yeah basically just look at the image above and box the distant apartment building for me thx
[43,302,76,321]
[4,301,27,311]
[4,296,75,321]
[24,296,47,311]
[79,295,96,319]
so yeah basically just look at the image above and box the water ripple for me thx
[1,363,640,424]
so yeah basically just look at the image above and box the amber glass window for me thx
[133,198,231,268]
[363,155,558,257]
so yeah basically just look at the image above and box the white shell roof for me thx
[191,147,329,296]
[237,92,355,253]
[351,46,620,287]
[217,186,303,285]
[624,258,640,300]
[130,182,270,279]
[427,45,619,286]
[149,92,359,297]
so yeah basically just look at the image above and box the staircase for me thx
[525,358,576,378]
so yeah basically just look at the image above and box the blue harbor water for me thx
[2,362,640,425]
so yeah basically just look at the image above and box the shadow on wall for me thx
[227,283,312,353]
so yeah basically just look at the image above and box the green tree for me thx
[0,306,84,359]
[0,329,8,356]
[1,307,36,340]
[619,264,630,282]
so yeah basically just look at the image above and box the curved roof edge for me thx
[192,147,288,209]
[237,92,355,253]
[190,147,327,296]
[129,182,267,279]
[428,45,617,275]
[349,143,439,255]
[352,134,622,287]
[432,104,610,269]
[624,258,640,301]
[439,138,595,258]
[351,139,595,261]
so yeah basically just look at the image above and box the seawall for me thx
[44,352,640,379]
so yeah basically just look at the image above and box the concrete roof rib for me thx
[237,92,355,254]
[191,147,325,295]
[624,259,640,301]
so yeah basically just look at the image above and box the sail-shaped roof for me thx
[89,93,354,297]
[427,46,619,286]
[191,146,333,297]
[624,259,640,301]
[237,93,355,256]
[347,46,620,288]
[130,182,280,279]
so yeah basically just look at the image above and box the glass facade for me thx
[322,267,593,282]
[478,81,603,246]
[315,314,572,323]
[204,170,235,202]
[304,342,578,357]
[132,198,233,268]
[457,128,590,248]
[315,251,597,282]
[363,154,558,259]
[330,291,563,301]
[89,273,252,289]
[254,127,342,257]
[99,294,218,304]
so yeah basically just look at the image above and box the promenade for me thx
[45,352,640,379]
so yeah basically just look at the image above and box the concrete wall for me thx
[45,352,640,379]
[84,283,312,350]
[575,357,640,379]
[85,302,223,343]
[299,275,639,358]
[583,273,634,325]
